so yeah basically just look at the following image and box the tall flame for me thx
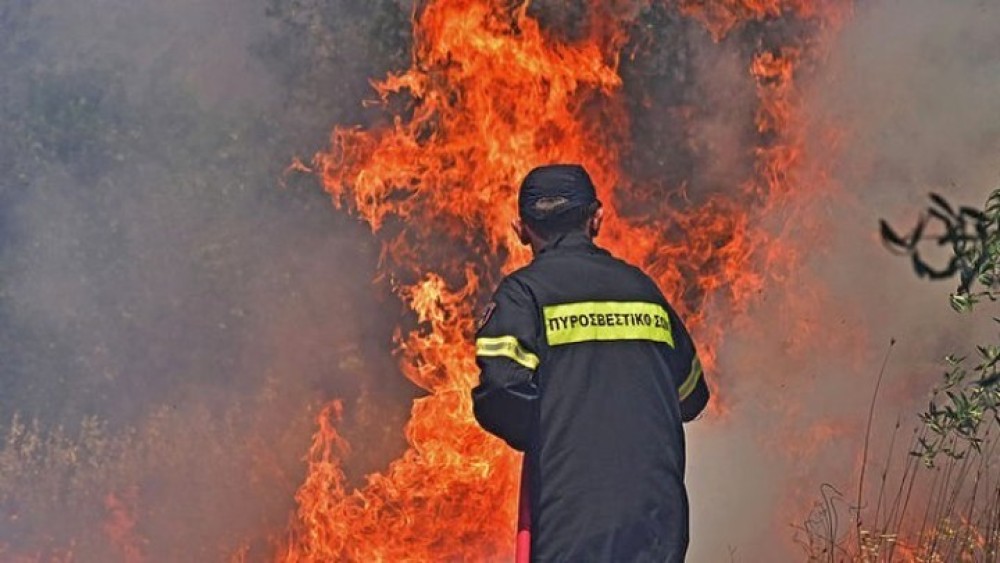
[279,1,847,560]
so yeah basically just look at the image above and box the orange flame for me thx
[103,487,144,563]
[279,1,847,560]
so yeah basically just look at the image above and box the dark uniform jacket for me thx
[472,232,709,563]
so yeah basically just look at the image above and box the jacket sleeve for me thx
[471,278,541,451]
[666,305,710,423]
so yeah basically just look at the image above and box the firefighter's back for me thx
[512,232,690,562]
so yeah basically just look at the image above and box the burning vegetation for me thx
[279,0,849,560]
[2,0,999,561]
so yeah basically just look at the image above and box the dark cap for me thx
[518,164,598,222]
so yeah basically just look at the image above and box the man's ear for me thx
[589,206,604,238]
[512,218,531,246]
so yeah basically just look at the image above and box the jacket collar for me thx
[536,231,605,257]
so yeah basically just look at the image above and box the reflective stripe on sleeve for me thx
[542,301,674,347]
[475,336,541,370]
[678,356,702,401]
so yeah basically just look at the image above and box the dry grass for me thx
[0,375,322,562]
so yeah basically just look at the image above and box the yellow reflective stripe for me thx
[543,301,674,347]
[475,336,540,370]
[678,356,702,401]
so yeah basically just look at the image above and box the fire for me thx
[103,487,144,563]
[279,1,847,560]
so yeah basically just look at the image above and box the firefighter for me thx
[472,164,709,562]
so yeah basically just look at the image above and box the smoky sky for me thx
[0,0,421,431]
[1,0,998,561]
[689,1,1000,561]
[0,0,416,559]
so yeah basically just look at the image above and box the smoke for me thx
[0,0,416,559]
[3,0,999,560]
[689,1,1000,560]
[805,0,1000,398]
[622,8,758,203]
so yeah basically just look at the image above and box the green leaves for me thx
[889,188,1000,467]
[913,347,1000,467]
[881,190,1000,298]
[950,292,973,313]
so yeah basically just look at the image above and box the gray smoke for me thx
[0,0,415,560]
[3,0,998,561]
[690,1,1000,561]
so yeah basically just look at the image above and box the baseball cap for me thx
[517,164,598,222]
